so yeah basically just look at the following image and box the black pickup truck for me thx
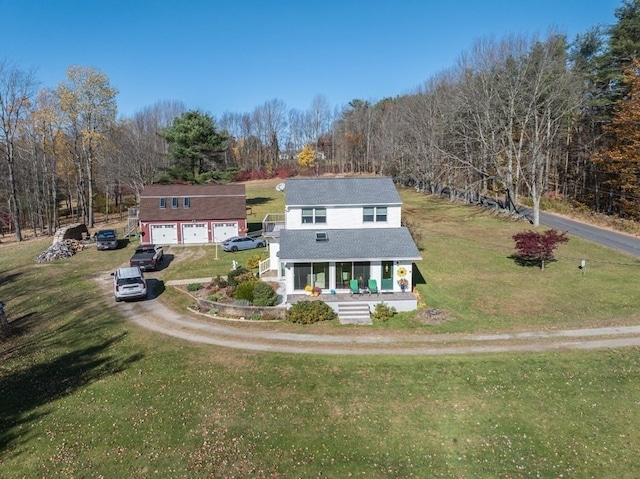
[129,244,164,271]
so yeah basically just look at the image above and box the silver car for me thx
[113,267,147,302]
[221,236,266,252]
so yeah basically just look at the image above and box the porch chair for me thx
[368,279,379,295]
[349,279,361,296]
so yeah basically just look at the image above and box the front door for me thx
[381,261,394,290]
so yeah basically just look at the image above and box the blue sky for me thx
[3,0,619,119]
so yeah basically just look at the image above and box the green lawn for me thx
[1,179,640,477]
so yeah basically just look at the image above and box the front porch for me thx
[287,289,418,314]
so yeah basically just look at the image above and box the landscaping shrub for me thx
[227,267,250,286]
[235,271,258,285]
[249,312,263,321]
[207,275,228,290]
[234,281,255,303]
[207,293,223,302]
[187,283,204,292]
[247,253,266,270]
[286,300,337,324]
[371,302,397,322]
[252,281,279,306]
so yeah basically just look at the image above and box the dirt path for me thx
[97,273,640,355]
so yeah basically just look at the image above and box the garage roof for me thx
[139,184,246,222]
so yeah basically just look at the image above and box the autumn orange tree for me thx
[297,144,316,170]
[593,59,640,219]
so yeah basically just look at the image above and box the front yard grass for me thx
[163,180,640,333]
[1,180,640,477]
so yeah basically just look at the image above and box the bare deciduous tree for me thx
[0,60,38,241]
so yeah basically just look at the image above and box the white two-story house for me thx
[264,176,422,312]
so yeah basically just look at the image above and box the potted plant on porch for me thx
[397,277,409,292]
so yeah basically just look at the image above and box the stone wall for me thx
[197,298,286,320]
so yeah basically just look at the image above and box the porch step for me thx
[337,303,372,325]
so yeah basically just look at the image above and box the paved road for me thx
[533,210,640,258]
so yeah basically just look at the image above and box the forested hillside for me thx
[2,1,640,239]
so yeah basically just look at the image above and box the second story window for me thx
[363,206,387,222]
[315,207,326,223]
[302,208,313,224]
[172,197,179,209]
[184,197,190,208]
[159,198,166,209]
[302,207,326,224]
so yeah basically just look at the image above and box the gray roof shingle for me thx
[285,177,402,206]
[278,228,421,262]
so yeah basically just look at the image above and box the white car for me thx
[113,266,147,302]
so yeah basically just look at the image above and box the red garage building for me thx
[138,184,247,245]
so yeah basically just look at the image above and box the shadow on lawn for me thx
[509,254,555,269]
[0,332,143,453]
[246,196,274,207]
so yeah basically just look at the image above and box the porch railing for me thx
[262,213,285,238]
[259,257,271,277]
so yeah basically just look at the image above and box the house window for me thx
[184,197,190,208]
[159,198,166,209]
[315,207,326,224]
[363,206,387,222]
[172,197,178,209]
[312,263,329,288]
[293,263,312,290]
[301,207,326,224]
[336,262,351,288]
[293,262,329,290]
[335,261,370,289]
[353,261,371,289]
[302,208,313,224]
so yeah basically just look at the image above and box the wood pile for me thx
[36,239,86,263]
[52,223,89,243]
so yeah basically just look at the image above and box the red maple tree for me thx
[512,229,569,270]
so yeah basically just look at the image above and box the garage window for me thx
[184,197,190,208]
[159,198,166,209]
[172,197,178,208]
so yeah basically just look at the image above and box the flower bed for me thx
[175,282,285,321]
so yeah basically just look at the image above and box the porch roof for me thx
[278,227,422,262]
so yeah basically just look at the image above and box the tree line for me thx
[1,0,639,241]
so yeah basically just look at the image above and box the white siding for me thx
[285,205,402,230]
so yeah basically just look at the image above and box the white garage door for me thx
[182,223,209,244]
[212,222,238,243]
[150,224,178,244]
